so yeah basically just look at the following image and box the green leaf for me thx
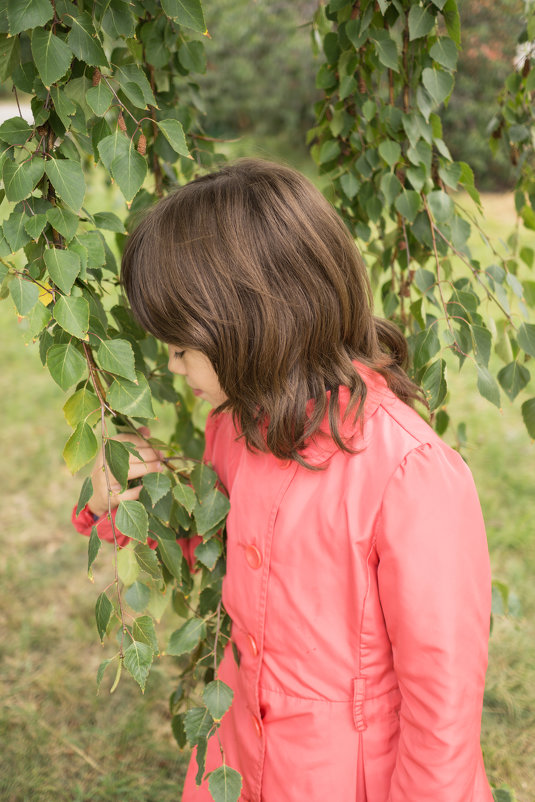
[178,39,206,73]
[124,640,153,691]
[471,325,492,368]
[156,536,182,580]
[63,387,99,426]
[184,707,213,747]
[134,544,162,581]
[97,130,130,171]
[339,171,360,200]
[408,5,436,40]
[195,738,208,786]
[86,81,114,116]
[421,358,447,411]
[378,140,401,167]
[44,247,81,295]
[105,438,131,490]
[3,210,30,251]
[46,206,78,241]
[31,26,72,86]
[115,63,157,107]
[47,343,86,390]
[194,489,230,536]
[143,472,171,506]
[67,11,108,67]
[116,500,148,543]
[3,157,45,202]
[96,658,114,693]
[25,213,48,240]
[93,211,125,233]
[45,158,86,211]
[429,37,458,70]
[77,476,94,516]
[517,323,535,359]
[372,30,399,71]
[427,190,454,223]
[161,0,206,32]
[476,366,501,409]
[0,116,32,145]
[410,325,441,369]
[497,361,530,401]
[208,766,243,802]
[117,546,140,586]
[173,482,196,514]
[95,591,113,641]
[124,581,150,612]
[318,139,340,165]
[49,84,76,129]
[96,339,137,382]
[438,162,462,190]
[422,67,454,106]
[521,398,535,438]
[203,680,233,723]
[194,538,222,570]
[108,371,155,418]
[102,0,136,38]
[53,294,89,339]
[395,188,421,223]
[442,0,461,46]
[7,0,53,35]
[88,525,101,576]
[133,614,159,654]
[9,275,39,315]
[167,618,207,657]
[191,462,217,496]
[111,141,147,202]
[63,421,98,472]
[156,119,190,158]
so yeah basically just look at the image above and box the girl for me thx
[74,159,493,801]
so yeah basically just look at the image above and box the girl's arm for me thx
[375,441,492,802]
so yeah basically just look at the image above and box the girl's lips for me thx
[192,388,203,397]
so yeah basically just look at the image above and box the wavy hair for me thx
[121,159,424,464]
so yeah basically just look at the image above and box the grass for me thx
[0,190,534,801]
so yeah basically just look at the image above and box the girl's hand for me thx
[88,427,164,518]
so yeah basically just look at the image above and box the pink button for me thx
[245,544,262,569]
[247,634,258,657]
[251,714,262,737]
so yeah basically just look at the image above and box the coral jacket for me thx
[74,363,493,802]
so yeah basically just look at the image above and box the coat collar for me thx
[298,360,389,466]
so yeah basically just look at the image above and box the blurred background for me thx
[1,0,534,799]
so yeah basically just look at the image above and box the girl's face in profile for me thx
[167,346,227,407]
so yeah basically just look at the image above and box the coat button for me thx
[244,544,262,569]
[251,714,262,737]
[247,634,258,657]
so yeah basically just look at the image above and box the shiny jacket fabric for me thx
[73,363,493,801]
[181,363,492,802]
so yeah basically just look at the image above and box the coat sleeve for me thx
[375,441,492,802]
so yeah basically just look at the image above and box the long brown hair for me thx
[121,159,423,464]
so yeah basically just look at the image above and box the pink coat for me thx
[74,363,493,801]
[182,363,493,802]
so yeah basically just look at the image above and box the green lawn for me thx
[0,192,534,801]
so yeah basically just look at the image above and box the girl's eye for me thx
[174,350,185,359]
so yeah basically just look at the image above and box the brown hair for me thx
[121,159,423,464]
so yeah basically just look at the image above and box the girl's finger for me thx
[115,485,144,503]
[126,459,162,480]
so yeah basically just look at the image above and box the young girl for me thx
[74,159,493,801]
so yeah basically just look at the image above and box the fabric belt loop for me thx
[352,676,367,732]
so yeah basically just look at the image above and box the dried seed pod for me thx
[118,112,127,132]
[92,68,102,87]
[137,133,147,155]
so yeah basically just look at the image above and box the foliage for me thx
[194,0,318,142]
[442,0,524,190]
[308,0,535,443]
[0,0,236,798]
